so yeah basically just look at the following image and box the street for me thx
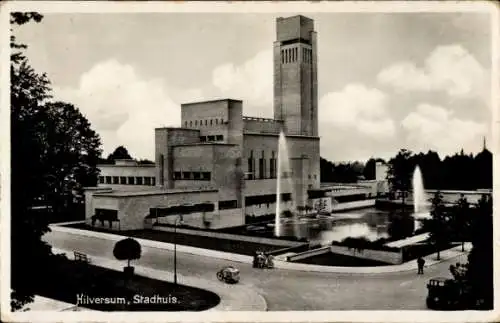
[43,230,468,310]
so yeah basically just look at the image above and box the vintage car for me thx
[216,266,240,284]
[426,277,466,310]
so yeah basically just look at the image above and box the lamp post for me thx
[174,214,179,285]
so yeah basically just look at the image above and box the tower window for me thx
[215,119,218,125]
[200,120,203,126]
[205,120,208,126]
[195,120,198,126]
[210,119,213,125]
[190,121,192,127]
[185,121,188,127]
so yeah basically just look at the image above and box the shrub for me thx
[113,238,142,267]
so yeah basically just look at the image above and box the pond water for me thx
[273,207,430,244]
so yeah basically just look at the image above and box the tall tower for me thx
[273,15,318,137]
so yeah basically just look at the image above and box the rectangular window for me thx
[151,177,156,186]
[202,172,211,181]
[173,172,181,180]
[112,176,119,184]
[136,177,143,185]
[219,200,238,210]
[216,135,223,141]
[144,177,151,185]
[259,158,265,179]
[193,172,201,180]
[105,176,112,184]
[200,136,206,142]
[182,172,191,180]
[99,176,105,184]
[247,157,254,180]
[119,176,126,184]
[207,135,215,141]
[128,176,135,185]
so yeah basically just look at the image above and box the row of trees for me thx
[11,13,103,310]
[424,192,493,309]
[321,147,492,192]
[386,149,492,197]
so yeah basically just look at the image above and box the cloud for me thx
[319,83,396,139]
[212,49,273,117]
[53,59,195,159]
[401,103,488,156]
[377,45,488,102]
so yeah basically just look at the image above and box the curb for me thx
[50,224,470,275]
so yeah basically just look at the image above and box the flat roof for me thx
[94,187,218,198]
[173,143,237,147]
[98,164,155,167]
[243,132,320,140]
[155,127,200,132]
[181,98,243,106]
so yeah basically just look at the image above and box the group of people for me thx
[253,251,274,269]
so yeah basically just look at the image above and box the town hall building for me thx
[85,15,330,230]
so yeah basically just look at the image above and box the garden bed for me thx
[33,256,220,311]
[294,252,390,267]
[65,223,289,255]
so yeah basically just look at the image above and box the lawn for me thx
[66,223,288,256]
[33,255,220,311]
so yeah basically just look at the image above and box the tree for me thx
[107,146,132,162]
[452,194,470,252]
[386,149,414,206]
[466,194,493,308]
[113,238,142,268]
[11,12,102,310]
[426,191,449,260]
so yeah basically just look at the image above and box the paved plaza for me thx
[43,229,470,311]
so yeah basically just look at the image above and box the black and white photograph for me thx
[1,1,498,322]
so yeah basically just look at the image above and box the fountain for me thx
[412,166,425,214]
[275,131,296,236]
[412,165,431,228]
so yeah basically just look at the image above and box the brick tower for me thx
[273,15,318,137]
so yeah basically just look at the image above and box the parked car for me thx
[426,277,467,310]
[216,266,240,284]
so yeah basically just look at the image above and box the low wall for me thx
[287,246,330,261]
[329,245,403,265]
[331,199,376,212]
[152,225,303,247]
[265,244,310,256]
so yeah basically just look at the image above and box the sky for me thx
[13,11,494,162]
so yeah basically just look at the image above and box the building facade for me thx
[85,15,322,230]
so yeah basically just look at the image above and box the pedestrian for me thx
[417,256,425,274]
